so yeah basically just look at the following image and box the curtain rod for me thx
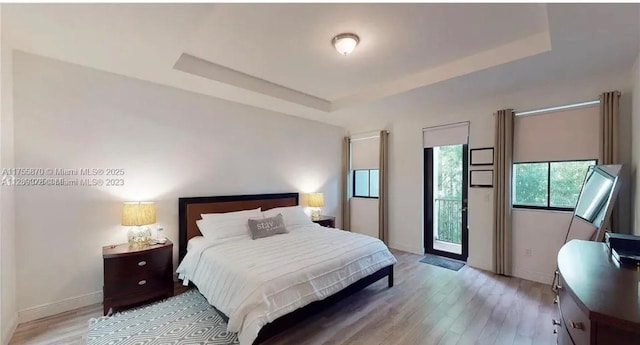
[349,130,389,142]
[514,99,601,117]
[422,120,470,131]
[351,135,379,142]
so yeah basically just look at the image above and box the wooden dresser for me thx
[554,240,640,345]
[102,241,174,315]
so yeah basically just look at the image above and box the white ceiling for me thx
[185,4,548,100]
[2,3,639,124]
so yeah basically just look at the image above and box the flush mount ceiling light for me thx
[332,33,359,56]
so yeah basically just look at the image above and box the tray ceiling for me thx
[3,3,639,121]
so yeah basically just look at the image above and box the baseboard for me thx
[512,268,554,285]
[388,242,422,255]
[466,256,494,273]
[18,290,102,324]
[2,312,17,345]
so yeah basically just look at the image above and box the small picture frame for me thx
[470,170,493,188]
[470,147,494,166]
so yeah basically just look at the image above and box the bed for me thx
[176,193,396,345]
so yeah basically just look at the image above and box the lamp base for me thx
[311,209,321,221]
[128,226,152,247]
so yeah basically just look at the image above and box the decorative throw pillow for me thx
[247,214,288,240]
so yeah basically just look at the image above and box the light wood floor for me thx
[9,250,556,345]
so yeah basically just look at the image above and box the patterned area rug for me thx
[420,254,466,271]
[87,290,239,345]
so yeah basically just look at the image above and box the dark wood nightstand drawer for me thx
[102,241,174,315]
[104,247,171,282]
[104,274,172,298]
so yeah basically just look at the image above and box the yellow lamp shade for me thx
[122,202,156,226]
[307,193,325,208]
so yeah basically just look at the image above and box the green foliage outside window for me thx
[434,145,463,244]
[550,161,596,208]
[436,145,463,199]
[513,163,548,207]
[513,160,595,209]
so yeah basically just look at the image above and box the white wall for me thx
[344,70,632,278]
[1,8,3,336]
[618,92,634,235]
[12,52,345,322]
[0,6,18,344]
[350,198,378,238]
[511,210,571,283]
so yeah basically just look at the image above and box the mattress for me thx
[176,224,397,345]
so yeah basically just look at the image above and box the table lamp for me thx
[307,193,324,221]
[122,202,156,247]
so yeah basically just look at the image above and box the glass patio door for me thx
[424,144,468,261]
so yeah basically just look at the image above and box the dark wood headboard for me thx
[178,193,299,261]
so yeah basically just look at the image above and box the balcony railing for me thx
[434,197,462,244]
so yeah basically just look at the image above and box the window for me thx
[512,160,596,210]
[353,169,379,198]
[513,162,548,207]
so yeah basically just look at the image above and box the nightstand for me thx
[312,216,335,228]
[102,240,173,315]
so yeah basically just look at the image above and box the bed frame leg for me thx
[388,267,394,288]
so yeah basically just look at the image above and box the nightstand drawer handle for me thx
[138,280,147,286]
[138,261,147,267]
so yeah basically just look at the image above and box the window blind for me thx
[351,136,380,170]
[423,122,469,148]
[514,105,599,163]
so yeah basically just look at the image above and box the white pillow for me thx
[186,235,207,252]
[201,208,261,220]
[262,206,313,228]
[195,220,248,242]
[197,208,262,240]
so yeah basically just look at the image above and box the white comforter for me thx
[176,224,397,345]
